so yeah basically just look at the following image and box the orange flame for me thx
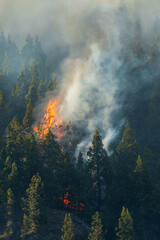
[53,185,85,211]
[34,98,63,140]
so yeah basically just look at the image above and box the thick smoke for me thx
[56,0,160,155]
[1,0,160,155]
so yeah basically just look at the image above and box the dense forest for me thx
[1,9,160,239]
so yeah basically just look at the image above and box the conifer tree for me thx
[87,129,110,210]
[5,188,14,236]
[61,213,74,240]
[37,79,45,98]
[21,173,43,236]
[23,98,34,130]
[0,32,6,64]
[6,116,23,156]
[21,34,33,63]
[88,211,103,240]
[25,63,39,102]
[25,78,37,102]
[3,51,9,75]
[116,206,135,240]
[77,151,84,170]
[0,67,5,91]
[42,129,62,168]
[134,155,143,173]
[0,90,7,134]
[116,120,139,158]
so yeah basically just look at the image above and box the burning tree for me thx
[34,98,63,140]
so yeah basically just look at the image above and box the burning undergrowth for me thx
[33,97,88,159]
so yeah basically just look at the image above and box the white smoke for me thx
[1,0,159,154]
[59,44,123,154]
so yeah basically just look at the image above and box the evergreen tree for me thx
[21,34,33,63]
[5,188,14,236]
[87,129,110,210]
[116,120,139,159]
[42,129,62,169]
[47,73,58,91]
[116,206,135,240]
[3,52,9,75]
[0,90,7,134]
[6,116,23,158]
[76,151,84,170]
[21,173,44,236]
[134,155,143,173]
[34,36,46,74]
[37,79,45,98]
[61,213,74,240]
[88,211,103,240]
[0,67,5,92]
[0,32,6,64]
[25,63,39,102]
[23,99,34,130]
[25,78,37,102]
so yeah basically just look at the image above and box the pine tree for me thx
[0,90,7,134]
[61,213,74,240]
[134,155,143,173]
[25,78,37,102]
[6,116,23,156]
[37,79,45,98]
[25,63,39,102]
[42,129,62,168]
[23,99,34,130]
[0,32,6,64]
[3,51,9,75]
[116,121,139,158]
[88,211,103,240]
[116,206,135,240]
[34,36,46,73]
[76,151,84,170]
[87,129,110,210]
[21,173,44,236]
[21,34,33,63]
[8,162,18,183]
[5,188,14,236]
[0,67,5,91]
[47,73,58,91]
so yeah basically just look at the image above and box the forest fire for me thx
[54,185,85,211]
[34,98,63,140]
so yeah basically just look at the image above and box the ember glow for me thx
[34,98,63,140]
[54,185,85,211]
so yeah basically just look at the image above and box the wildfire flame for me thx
[54,185,85,211]
[34,98,63,140]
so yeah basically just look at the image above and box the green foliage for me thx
[4,188,14,236]
[134,155,143,173]
[116,207,135,240]
[117,121,139,158]
[21,173,44,236]
[61,213,74,240]
[87,129,110,210]
[42,129,62,168]
[37,79,45,98]
[88,211,103,240]
[23,98,34,130]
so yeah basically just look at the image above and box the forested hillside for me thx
[0,30,160,240]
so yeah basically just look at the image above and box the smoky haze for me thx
[1,0,160,155]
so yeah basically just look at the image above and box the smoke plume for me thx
[1,0,160,155]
